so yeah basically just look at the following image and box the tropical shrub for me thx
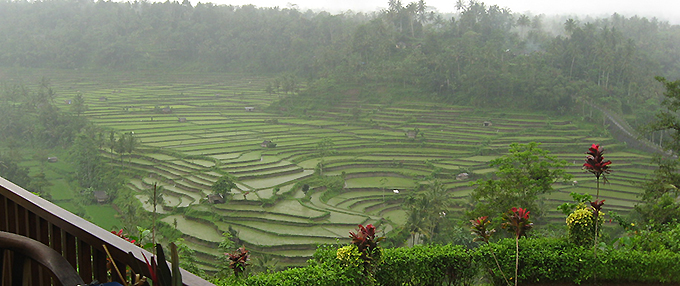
[471,216,511,286]
[502,207,533,286]
[227,246,250,278]
[215,243,475,286]
[474,237,680,285]
[348,224,383,279]
[566,206,604,246]
[376,244,475,286]
[623,223,680,252]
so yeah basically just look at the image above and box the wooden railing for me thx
[0,177,214,286]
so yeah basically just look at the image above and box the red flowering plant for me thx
[471,216,511,286]
[140,243,183,286]
[583,144,612,254]
[470,216,495,243]
[111,229,140,247]
[583,144,612,199]
[227,246,250,278]
[349,224,384,276]
[591,199,605,213]
[502,207,533,239]
[502,208,533,286]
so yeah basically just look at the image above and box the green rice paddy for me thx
[6,69,658,273]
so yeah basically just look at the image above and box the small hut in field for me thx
[207,194,225,204]
[261,140,277,148]
[406,130,417,139]
[456,173,469,181]
[93,191,109,203]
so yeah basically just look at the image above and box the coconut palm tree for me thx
[145,183,165,249]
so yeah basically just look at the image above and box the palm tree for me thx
[403,181,451,245]
[416,0,427,24]
[404,195,429,246]
[405,2,418,37]
[108,131,117,160]
[517,15,530,38]
[454,0,466,12]
[123,132,139,166]
[145,183,165,249]
[564,18,578,37]
[252,254,280,274]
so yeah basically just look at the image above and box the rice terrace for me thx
[5,68,656,274]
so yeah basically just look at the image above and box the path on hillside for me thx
[586,101,669,155]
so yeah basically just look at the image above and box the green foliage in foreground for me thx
[213,237,680,286]
[214,244,474,286]
[476,237,680,285]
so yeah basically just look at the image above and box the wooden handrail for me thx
[0,177,214,286]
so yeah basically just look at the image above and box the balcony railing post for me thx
[50,224,63,256]
[92,249,108,283]
[7,199,16,234]
[38,217,52,286]
[17,205,27,237]
[0,177,214,286]
[0,195,6,231]
[64,233,78,270]
[78,239,93,283]
[27,211,38,240]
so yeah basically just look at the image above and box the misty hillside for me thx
[0,1,679,122]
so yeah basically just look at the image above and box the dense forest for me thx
[1,0,679,124]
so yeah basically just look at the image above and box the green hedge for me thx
[213,263,364,286]
[474,237,680,285]
[214,238,680,286]
[214,244,474,286]
[376,244,475,286]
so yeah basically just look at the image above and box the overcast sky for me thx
[195,0,680,24]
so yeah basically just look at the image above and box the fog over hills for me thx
[198,0,680,24]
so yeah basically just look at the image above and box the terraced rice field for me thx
[10,69,656,273]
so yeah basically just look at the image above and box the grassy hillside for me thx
[3,68,655,273]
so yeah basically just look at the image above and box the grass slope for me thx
[3,69,655,273]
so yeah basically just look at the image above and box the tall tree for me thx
[636,77,680,229]
[469,142,571,222]
[212,175,235,198]
[649,76,680,152]
[0,153,32,188]
[403,180,450,245]
[71,91,87,116]
[145,183,165,247]
[70,132,103,189]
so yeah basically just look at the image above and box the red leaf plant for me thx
[349,224,384,276]
[502,207,533,286]
[470,216,496,243]
[583,144,612,182]
[470,216,511,286]
[349,224,382,253]
[141,252,159,285]
[590,199,606,227]
[591,199,605,213]
[584,144,612,262]
[111,229,139,246]
[502,208,533,239]
[226,246,250,277]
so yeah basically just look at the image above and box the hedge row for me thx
[214,238,680,286]
[475,238,680,285]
